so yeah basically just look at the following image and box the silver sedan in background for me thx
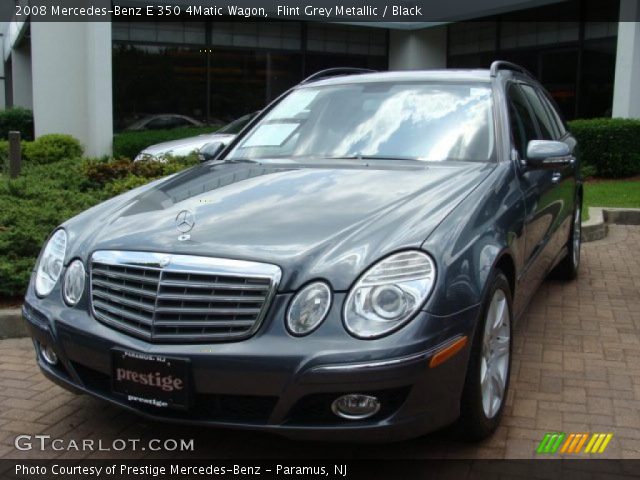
[134,113,256,162]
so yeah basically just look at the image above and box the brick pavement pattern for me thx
[1,225,639,460]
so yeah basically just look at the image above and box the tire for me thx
[552,197,582,281]
[457,271,513,441]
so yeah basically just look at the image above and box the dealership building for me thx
[1,0,639,156]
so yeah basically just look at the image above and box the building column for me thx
[30,22,113,156]
[11,42,32,109]
[612,0,640,118]
[388,25,447,70]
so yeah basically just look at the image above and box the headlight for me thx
[343,251,436,339]
[63,260,86,306]
[286,282,332,336]
[35,229,67,297]
[134,153,155,162]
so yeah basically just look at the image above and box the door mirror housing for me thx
[198,142,225,162]
[526,140,572,169]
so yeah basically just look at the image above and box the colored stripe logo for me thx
[537,433,613,454]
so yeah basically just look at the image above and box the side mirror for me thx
[526,140,573,169]
[198,141,225,162]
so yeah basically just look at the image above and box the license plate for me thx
[111,349,190,410]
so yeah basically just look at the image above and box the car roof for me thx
[298,69,493,88]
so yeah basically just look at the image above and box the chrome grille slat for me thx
[92,279,158,298]
[153,320,256,328]
[92,290,156,312]
[154,306,262,315]
[90,251,281,343]
[92,268,160,285]
[95,313,154,338]
[156,293,266,303]
[159,279,271,291]
[93,300,154,326]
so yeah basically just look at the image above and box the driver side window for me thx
[507,84,538,160]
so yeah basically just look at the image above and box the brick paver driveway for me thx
[1,225,639,460]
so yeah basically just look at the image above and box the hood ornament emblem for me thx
[176,210,195,233]
[175,209,195,241]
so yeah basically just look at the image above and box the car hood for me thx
[65,160,495,291]
[140,133,236,157]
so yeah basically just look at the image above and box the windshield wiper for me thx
[222,158,258,164]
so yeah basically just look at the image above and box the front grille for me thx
[90,251,281,343]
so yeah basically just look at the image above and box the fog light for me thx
[40,343,58,366]
[331,394,380,420]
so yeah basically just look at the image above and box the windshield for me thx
[226,82,495,162]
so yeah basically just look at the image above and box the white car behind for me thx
[134,113,256,162]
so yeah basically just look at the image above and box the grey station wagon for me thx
[23,62,581,442]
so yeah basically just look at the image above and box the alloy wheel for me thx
[480,288,511,419]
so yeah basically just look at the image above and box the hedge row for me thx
[0,107,34,141]
[113,126,216,159]
[0,155,198,298]
[0,134,83,167]
[568,118,640,178]
[0,158,103,296]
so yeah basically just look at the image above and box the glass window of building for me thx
[447,0,619,120]
[112,21,387,131]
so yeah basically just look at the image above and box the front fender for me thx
[422,163,525,317]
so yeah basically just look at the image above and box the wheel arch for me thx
[493,251,516,300]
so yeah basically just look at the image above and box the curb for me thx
[582,207,640,243]
[1,207,639,339]
[0,308,26,339]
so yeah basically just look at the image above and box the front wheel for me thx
[552,198,582,280]
[457,271,512,441]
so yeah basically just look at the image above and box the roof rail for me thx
[490,61,534,78]
[300,68,376,85]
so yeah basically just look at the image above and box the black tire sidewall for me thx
[459,271,513,440]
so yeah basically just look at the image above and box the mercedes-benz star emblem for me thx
[175,210,195,233]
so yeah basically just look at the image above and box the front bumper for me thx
[23,289,480,442]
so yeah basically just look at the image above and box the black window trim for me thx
[536,87,569,139]
[518,81,560,141]
[505,80,542,160]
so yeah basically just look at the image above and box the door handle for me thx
[551,172,562,184]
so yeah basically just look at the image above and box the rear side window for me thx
[506,84,538,159]
[520,84,557,140]
[538,91,567,137]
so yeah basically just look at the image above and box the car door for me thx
[506,82,559,302]
[520,83,577,261]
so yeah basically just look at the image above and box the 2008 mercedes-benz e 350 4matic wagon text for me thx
[24,62,581,442]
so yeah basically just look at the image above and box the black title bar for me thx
[1,0,629,22]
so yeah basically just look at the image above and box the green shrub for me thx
[580,163,597,179]
[568,118,640,178]
[0,107,34,140]
[23,134,84,164]
[83,155,198,188]
[0,140,8,171]
[102,175,151,197]
[113,126,216,159]
[0,152,198,298]
[0,158,107,297]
